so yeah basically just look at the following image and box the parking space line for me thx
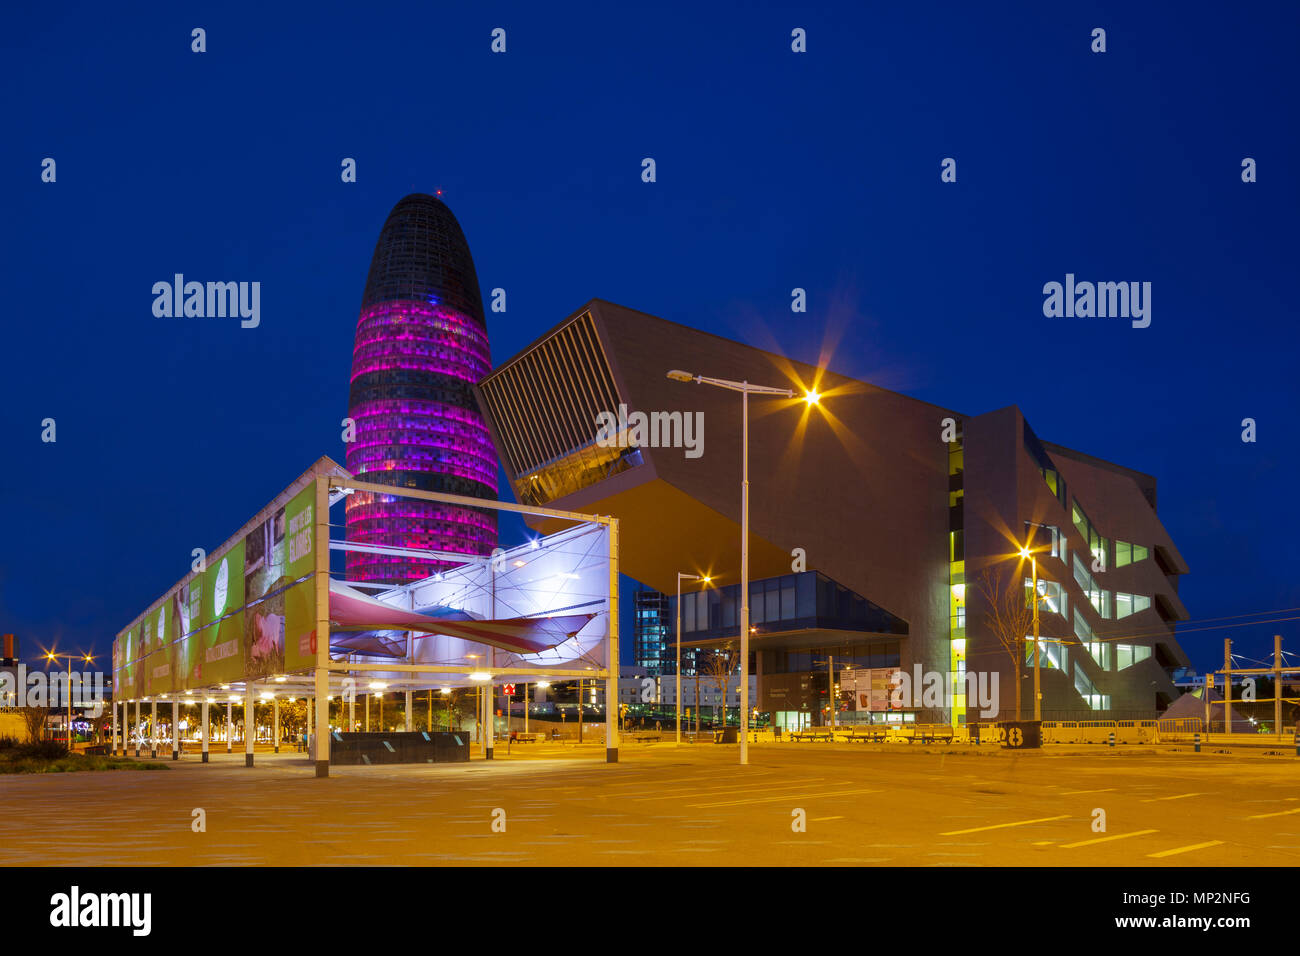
[1148,840,1224,858]
[940,815,1070,836]
[1247,807,1300,820]
[1059,829,1158,848]
[689,788,880,808]
[1141,792,1206,802]
[632,779,829,801]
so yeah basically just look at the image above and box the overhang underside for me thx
[521,477,794,593]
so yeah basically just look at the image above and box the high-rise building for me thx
[633,590,670,674]
[346,195,498,584]
[476,299,1192,725]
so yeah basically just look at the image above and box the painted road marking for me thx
[1247,807,1300,819]
[1141,792,1206,802]
[810,816,844,822]
[1061,788,1116,795]
[940,815,1070,836]
[1060,829,1159,849]
[1148,840,1225,858]
[689,788,881,808]
[632,779,830,801]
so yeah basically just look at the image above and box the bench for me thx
[627,732,660,743]
[908,724,955,744]
[845,727,890,742]
[790,730,834,742]
[512,733,542,743]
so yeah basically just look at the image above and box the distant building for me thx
[632,589,669,674]
[616,666,757,713]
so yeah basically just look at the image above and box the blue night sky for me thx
[3,1,1297,674]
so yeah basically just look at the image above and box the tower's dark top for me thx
[359,193,485,323]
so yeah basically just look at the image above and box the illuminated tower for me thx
[346,194,498,584]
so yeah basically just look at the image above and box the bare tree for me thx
[19,706,49,744]
[974,566,1034,721]
[702,645,738,728]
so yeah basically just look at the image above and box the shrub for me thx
[17,740,70,760]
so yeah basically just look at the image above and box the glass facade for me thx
[633,589,670,674]
[948,430,966,725]
[672,571,907,641]
[1114,540,1150,567]
[345,195,498,584]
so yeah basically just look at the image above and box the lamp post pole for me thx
[668,370,797,765]
[676,572,705,744]
[1031,554,1041,722]
[1017,543,1047,723]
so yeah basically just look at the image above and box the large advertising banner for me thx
[243,502,288,680]
[112,475,321,694]
[283,484,317,673]
[146,605,173,696]
[198,542,246,686]
[845,667,904,712]
[170,580,201,689]
[114,623,137,699]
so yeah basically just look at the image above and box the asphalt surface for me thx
[3,741,1298,865]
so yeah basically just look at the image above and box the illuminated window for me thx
[1114,592,1151,619]
[1074,667,1109,710]
[1115,540,1150,568]
[1116,644,1152,670]
[1083,641,1112,670]
[1025,638,1068,672]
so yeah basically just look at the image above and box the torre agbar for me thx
[346,195,498,584]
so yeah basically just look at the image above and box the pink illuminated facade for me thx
[345,195,498,584]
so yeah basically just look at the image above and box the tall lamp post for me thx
[1019,545,1044,722]
[675,572,710,743]
[45,651,93,750]
[668,369,811,765]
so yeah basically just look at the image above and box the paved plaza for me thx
[4,743,1298,866]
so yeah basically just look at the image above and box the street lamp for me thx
[45,650,93,750]
[1019,545,1045,722]
[668,369,805,765]
[675,572,710,744]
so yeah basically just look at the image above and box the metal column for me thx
[483,679,494,760]
[1274,634,1283,737]
[1224,639,1233,736]
[244,684,255,767]
[172,699,179,760]
[201,700,210,763]
[606,517,620,762]
[313,475,331,777]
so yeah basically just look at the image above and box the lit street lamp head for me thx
[666,369,695,383]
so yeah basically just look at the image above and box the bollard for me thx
[1108,732,1115,748]
[1194,732,1201,753]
